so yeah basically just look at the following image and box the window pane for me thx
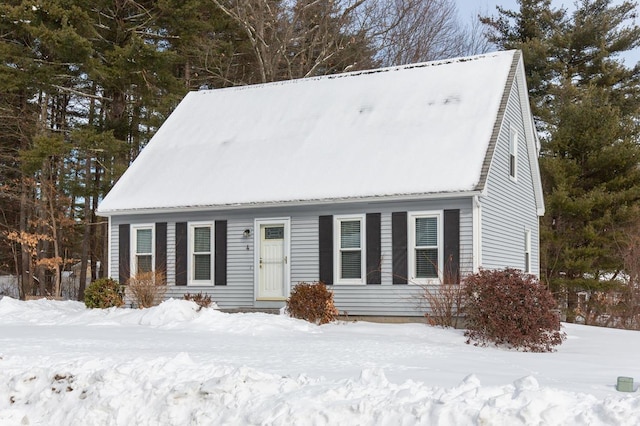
[137,255,152,273]
[416,217,437,246]
[340,220,361,249]
[194,254,211,280]
[416,248,438,278]
[265,226,284,240]
[136,228,152,254]
[341,251,361,279]
[194,227,211,252]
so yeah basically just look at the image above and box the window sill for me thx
[408,278,442,286]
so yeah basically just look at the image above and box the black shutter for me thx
[155,222,167,283]
[319,215,333,285]
[443,209,460,284]
[215,220,227,286]
[366,213,381,284]
[118,224,130,284]
[175,222,187,286]
[392,212,408,284]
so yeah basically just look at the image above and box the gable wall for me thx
[108,197,473,316]
[480,73,540,275]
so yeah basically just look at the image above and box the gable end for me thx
[475,51,521,193]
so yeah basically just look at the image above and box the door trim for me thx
[254,218,291,301]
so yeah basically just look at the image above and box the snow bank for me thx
[1,298,639,425]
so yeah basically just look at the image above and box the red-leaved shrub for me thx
[463,268,566,352]
[286,282,338,325]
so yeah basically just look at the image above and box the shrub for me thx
[84,278,124,309]
[286,282,338,325]
[127,271,166,308]
[463,268,566,352]
[183,292,215,310]
[420,279,465,328]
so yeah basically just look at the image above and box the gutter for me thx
[97,190,483,217]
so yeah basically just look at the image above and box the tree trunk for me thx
[78,156,92,300]
[19,180,29,299]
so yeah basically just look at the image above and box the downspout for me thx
[472,195,482,273]
[107,216,112,279]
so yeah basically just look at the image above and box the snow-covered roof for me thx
[98,50,521,214]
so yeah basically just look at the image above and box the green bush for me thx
[463,268,566,352]
[286,282,338,325]
[84,278,124,309]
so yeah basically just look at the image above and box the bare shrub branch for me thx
[126,270,166,308]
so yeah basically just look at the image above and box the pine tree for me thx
[483,0,640,322]
[0,0,95,296]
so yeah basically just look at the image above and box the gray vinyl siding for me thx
[107,197,473,316]
[459,208,474,273]
[225,220,254,306]
[109,221,118,282]
[380,213,393,285]
[290,214,319,283]
[481,73,540,275]
[166,222,175,285]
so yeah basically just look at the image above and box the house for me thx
[97,50,544,317]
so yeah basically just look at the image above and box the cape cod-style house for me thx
[97,50,544,317]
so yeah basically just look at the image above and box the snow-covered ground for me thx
[1,298,639,425]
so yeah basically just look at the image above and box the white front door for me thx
[256,219,290,300]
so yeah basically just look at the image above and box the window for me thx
[335,215,365,283]
[132,225,154,275]
[190,223,213,284]
[409,212,442,283]
[524,229,531,274]
[509,125,518,179]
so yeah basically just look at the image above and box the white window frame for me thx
[188,222,214,285]
[524,229,532,274]
[131,224,155,277]
[509,124,518,180]
[334,214,366,285]
[408,211,443,285]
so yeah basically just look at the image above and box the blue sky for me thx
[458,0,640,65]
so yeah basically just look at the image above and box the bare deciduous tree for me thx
[209,0,489,83]
[369,0,491,67]
[210,0,375,83]
[372,0,463,66]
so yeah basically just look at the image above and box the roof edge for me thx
[97,190,482,217]
[474,51,520,192]
[474,50,545,216]
[194,51,517,95]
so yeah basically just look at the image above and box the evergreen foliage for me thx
[0,0,487,300]
[482,0,640,321]
[84,278,124,309]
